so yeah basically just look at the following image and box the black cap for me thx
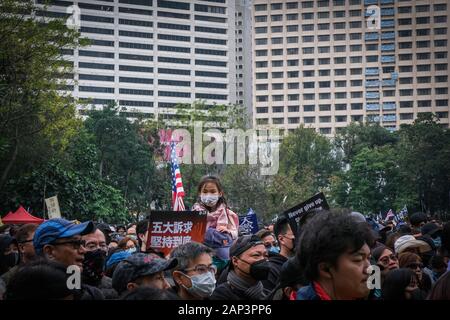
[410,212,427,226]
[421,223,442,238]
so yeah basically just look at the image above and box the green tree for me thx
[344,146,399,214]
[0,0,88,188]
[334,122,398,165]
[278,126,339,192]
[396,114,450,214]
[83,105,161,217]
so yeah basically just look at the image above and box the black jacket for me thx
[261,252,288,291]
[210,282,264,300]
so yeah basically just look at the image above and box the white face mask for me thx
[184,272,216,298]
[200,194,219,207]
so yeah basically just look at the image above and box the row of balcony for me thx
[366,103,397,111]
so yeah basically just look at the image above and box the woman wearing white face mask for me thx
[170,242,217,300]
[192,176,239,267]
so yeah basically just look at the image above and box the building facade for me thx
[35,0,240,120]
[252,0,449,135]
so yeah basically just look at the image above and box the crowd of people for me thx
[0,175,449,300]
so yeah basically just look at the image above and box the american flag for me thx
[170,141,185,211]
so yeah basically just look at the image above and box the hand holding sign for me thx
[283,193,330,237]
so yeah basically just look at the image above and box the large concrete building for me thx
[35,0,242,120]
[251,0,449,135]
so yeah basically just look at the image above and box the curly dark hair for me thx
[296,210,375,282]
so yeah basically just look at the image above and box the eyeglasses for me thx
[52,239,86,250]
[379,254,398,265]
[184,264,217,275]
[85,241,108,251]
[406,263,423,270]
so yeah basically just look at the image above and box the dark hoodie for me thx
[261,251,288,291]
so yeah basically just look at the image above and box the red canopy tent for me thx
[2,206,45,224]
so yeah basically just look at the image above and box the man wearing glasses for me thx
[170,242,216,300]
[81,226,118,299]
[1,223,38,286]
[33,218,107,299]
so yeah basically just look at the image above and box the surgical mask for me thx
[268,246,280,254]
[184,272,216,298]
[126,247,137,254]
[432,237,442,248]
[128,235,137,241]
[200,194,219,207]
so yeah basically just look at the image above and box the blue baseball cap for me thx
[33,218,94,255]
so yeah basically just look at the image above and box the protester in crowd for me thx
[413,234,438,284]
[82,227,118,299]
[427,271,450,300]
[116,225,126,236]
[108,233,120,251]
[1,224,37,285]
[429,254,447,282]
[136,218,165,258]
[0,225,11,236]
[117,236,138,253]
[268,257,307,300]
[33,218,93,270]
[127,224,137,240]
[257,223,288,292]
[384,231,401,251]
[372,245,399,285]
[204,226,233,281]
[0,235,19,277]
[5,259,77,300]
[421,223,443,249]
[275,217,296,258]
[105,248,131,278]
[394,234,431,255]
[136,219,149,253]
[441,222,450,272]
[296,210,374,300]
[382,268,424,300]
[95,223,114,246]
[170,242,216,300]
[210,235,269,300]
[256,230,278,254]
[112,252,177,298]
[398,252,432,296]
[192,175,239,266]
[378,224,394,246]
[33,218,104,300]
[409,212,428,236]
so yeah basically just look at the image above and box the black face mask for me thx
[82,249,107,284]
[247,259,271,281]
